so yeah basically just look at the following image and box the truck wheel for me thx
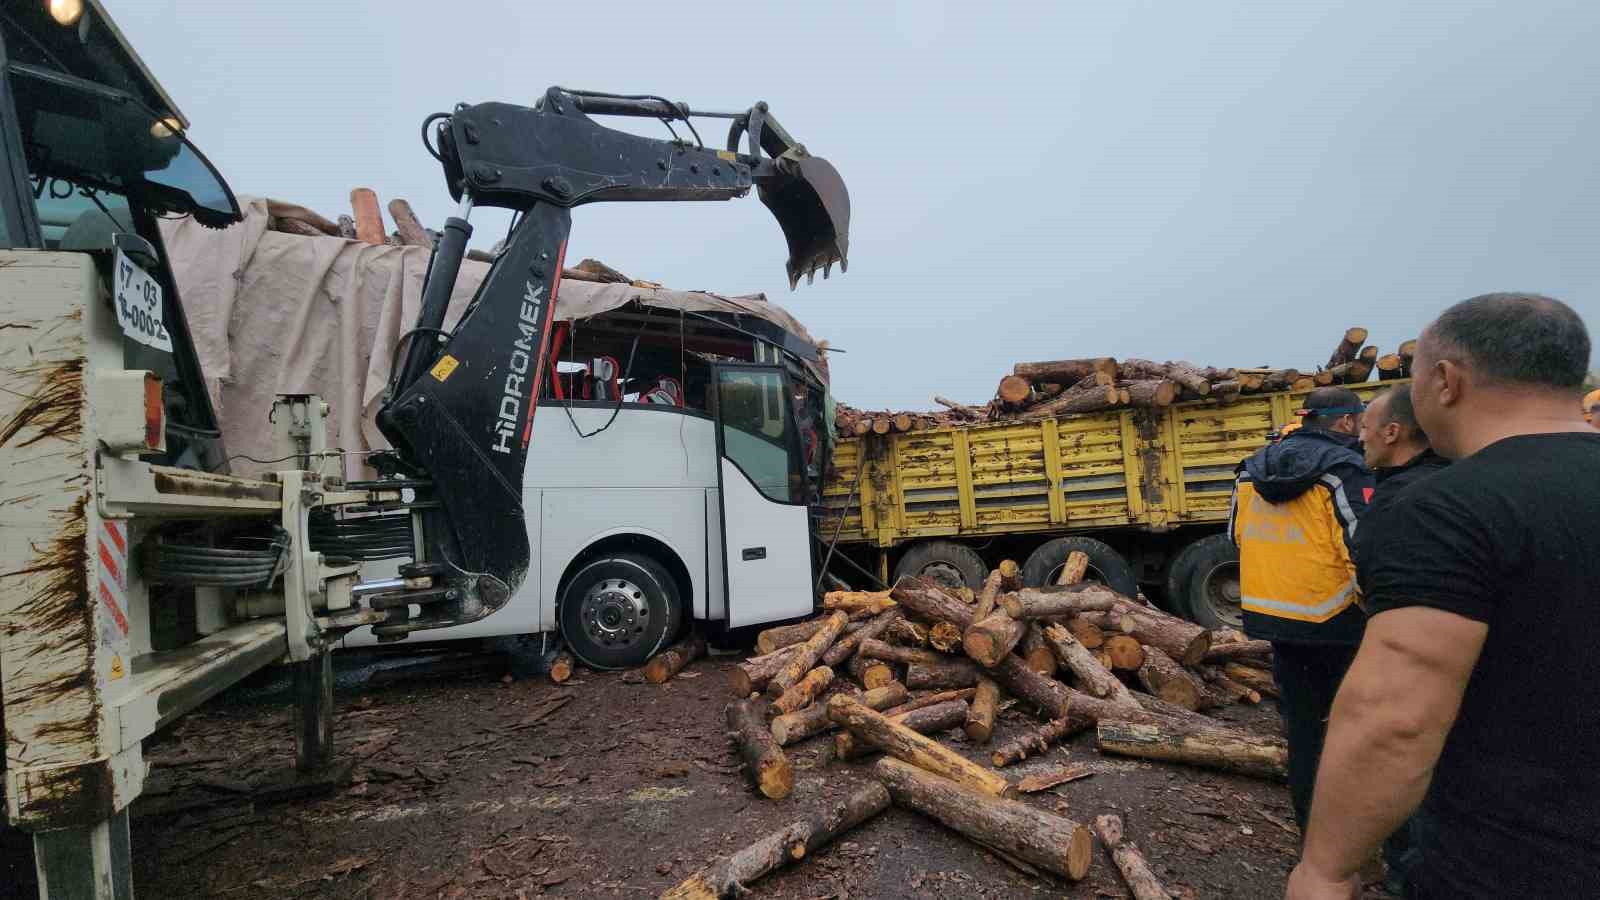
[892,540,986,590]
[1021,536,1137,597]
[1168,534,1241,629]
[559,553,681,670]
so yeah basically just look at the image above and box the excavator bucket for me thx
[758,154,851,290]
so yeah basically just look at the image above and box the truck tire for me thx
[558,553,682,670]
[892,540,987,590]
[1167,534,1241,629]
[1022,536,1137,598]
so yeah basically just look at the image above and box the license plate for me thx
[113,248,172,352]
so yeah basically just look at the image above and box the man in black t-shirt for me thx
[1288,294,1599,900]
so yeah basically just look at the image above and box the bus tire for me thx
[892,541,987,590]
[1021,536,1137,597]
[559,553,681,670]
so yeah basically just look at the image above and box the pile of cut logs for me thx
[263,189,651,286]
[834,326,1416,436]
[661,554,1281,898]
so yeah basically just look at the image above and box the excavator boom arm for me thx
[368,87,849,640]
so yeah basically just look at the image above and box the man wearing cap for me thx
[1228,386,1374,831]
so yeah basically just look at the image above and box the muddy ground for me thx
[5,649,1395,899]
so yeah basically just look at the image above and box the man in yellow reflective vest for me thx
[1229,386,1374,830]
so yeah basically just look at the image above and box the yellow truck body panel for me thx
[821,382,1399,548]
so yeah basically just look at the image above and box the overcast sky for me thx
[115,1,1597,409]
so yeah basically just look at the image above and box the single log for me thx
[997,559,1023,590]
[997,375,1033,407]
[1021,623,1058,678]
[880,687,977,718]
[888,617,931,648]
[349,187,386,245]
[858,638,946,668]
[1111,598,1211,665]
[1120,359,1210,396]
[1042,623,1135,705]
[972,570,1004,621]
[1236,371,1266,391]
[830,698,983,774]
[989,654,1072,718]
[272,216,326,237]
[1096,719,1288,780]
[1224,661,1281,699]
[851,419,871,437]
[1001,585,1119,619]
[771,666,835,715]
[1398,339,1417,376]
[847,654,898,690]
[1195,665,1260,705]
[871,417,891,436]
[934,395,985,419]
[1076,610,1136,635]
[892,577,976,631]
[727,698,794,799]
[387,198,433,247]
[822,588,896,616]
[964,609,1029,667]
[1066,616,1105,649]
[1291,376,1319,391]
[905,659,980,690]
[1094,649,1115,670]
[1135,645,1206,711]
[1211,379,1244,403]
[1019,376,1121,419]
[1093,814,1171,900]
[1360,345,1380,365]
[548,651,575,684]
[892,412,915,433]
[1122,379,1179,407]
[1013,357,1119,386]
[964,676,1002,744]
[1201,639,1272,664]
[1377,353,1405,380]
[989,714,1093,768]
[1103,635,1146,671]
[664,783,890,899]
[928,621,963,653]
[1327,326,1369,369]
[1017,763,1094,793]
[767,611,848,697]
[875,758,1093,880]
[644,633,708,684]
[787,782,893,861]
[1057,550,1090,587]
[1117,387,1132,405]
[823,609,900,668]
[756,617,860,656]
[265,199,340,236]
[772,681,907,746]
[730,645,803,696]
[1061,684,1220,730]
[1258,368,1300,392]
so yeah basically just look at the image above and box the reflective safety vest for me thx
[1229,453,1370,644]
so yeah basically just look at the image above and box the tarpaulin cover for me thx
[159,196,818,476]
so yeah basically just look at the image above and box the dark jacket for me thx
[1229,429,1374,645]
[1354,448,1451,596]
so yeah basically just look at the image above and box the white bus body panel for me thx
[719,458,814,627]
[344,405,726,647]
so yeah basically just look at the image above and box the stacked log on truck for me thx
[664,557,1284,896]
[832,325,1413,432]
